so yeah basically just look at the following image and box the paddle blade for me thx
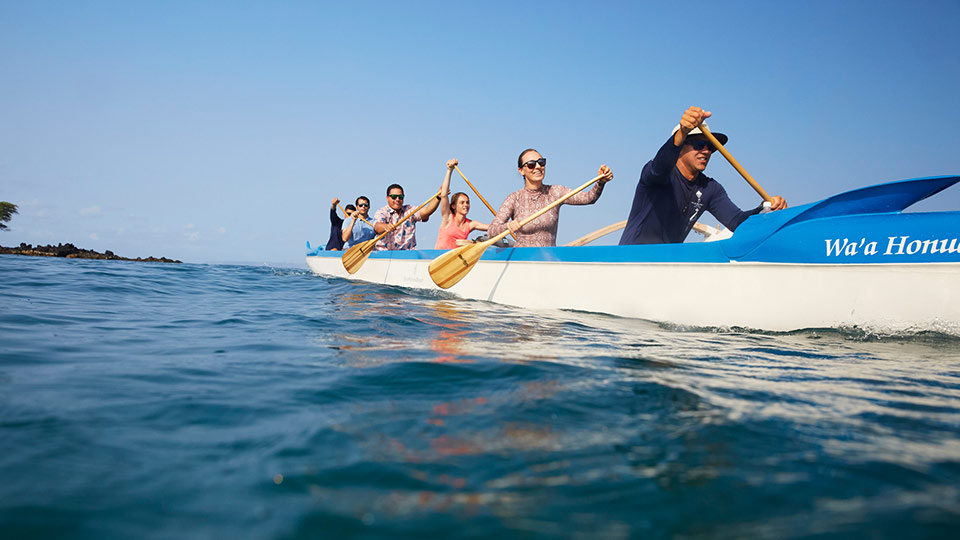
[428,242,489,289]
[341,239,376,274]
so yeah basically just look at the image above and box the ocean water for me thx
[1,254,959,539]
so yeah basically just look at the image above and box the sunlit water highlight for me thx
[1,254,959,538]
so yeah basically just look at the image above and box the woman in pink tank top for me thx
[435,158,489,250]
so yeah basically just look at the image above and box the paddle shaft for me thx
[454,165,518,241]
[564,219,716,246]
[454,166,496,216]
[565,220,627,247]
[698,124,772,202]
[337,203,375,228]
[691,222,718,236]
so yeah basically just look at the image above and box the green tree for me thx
[0,202,18,230]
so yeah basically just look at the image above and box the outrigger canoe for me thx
[307,176,960,333]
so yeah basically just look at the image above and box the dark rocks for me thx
[0,243,181,263]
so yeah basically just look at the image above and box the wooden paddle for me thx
[565,220,627,246]
[337,203,375,228]
[429,174,605,289]
[698,123,772,202]
[691,222,719,237]
[342,190,442,274]
[454,165,518,242]
[564,220,718,246]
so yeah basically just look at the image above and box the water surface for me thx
[1,254,959,538]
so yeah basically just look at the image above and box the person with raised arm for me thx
[487,149,613,247]
[325,198,354,251]
[435,159,489,250]
[619,106,787,245]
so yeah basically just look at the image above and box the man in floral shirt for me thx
[373,183,441,250]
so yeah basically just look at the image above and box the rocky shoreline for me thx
[0,243,181,263]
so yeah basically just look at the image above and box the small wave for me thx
[834,321,960,341]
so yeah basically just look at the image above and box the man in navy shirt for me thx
[619,106,787,245]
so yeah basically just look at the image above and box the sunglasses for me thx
[388,194,405,200]
[521,158,547,170]
[357,203,369,207]
[687,139,716,152]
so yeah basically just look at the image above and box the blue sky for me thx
[2,1,959,264]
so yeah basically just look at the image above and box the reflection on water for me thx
[299,278,960,534]
[426,301,473,364]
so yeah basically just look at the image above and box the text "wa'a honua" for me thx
[826,236,960,257]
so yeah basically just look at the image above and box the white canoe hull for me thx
[306,252,960,333]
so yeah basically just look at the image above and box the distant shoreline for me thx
[0,243,181,263]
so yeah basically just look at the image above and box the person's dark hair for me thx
[517,148,539,167]
[356,196,370,206]
[345,204,356,212]
[386,183,404,195]
[450,192,468,208]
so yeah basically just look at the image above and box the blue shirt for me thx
[619,136,761,245]
[342,218,375,248]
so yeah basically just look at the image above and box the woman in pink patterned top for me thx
[488,149,613,247]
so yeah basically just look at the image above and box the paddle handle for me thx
[485,174,605,246]
[699,124,772,202]
[454,165,518,241]
[370,189,442,244]
[337,203,375,228]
